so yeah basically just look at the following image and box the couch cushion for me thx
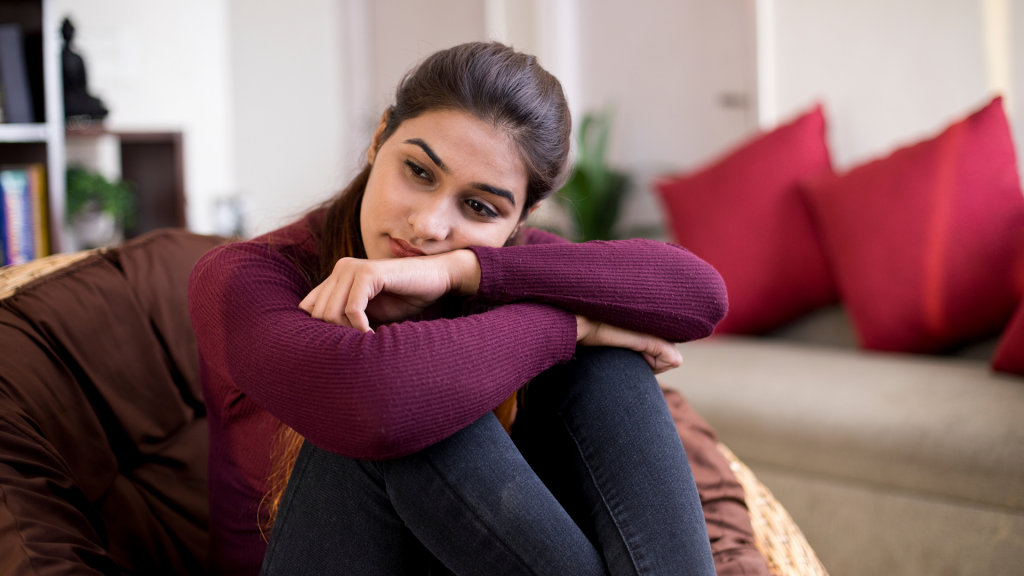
[658,337,1024,512]
[655,106,836,334]
[0,230,224,575]
[765,304,859,349]
[769,304,1000,360]
[994,298,1024,375]
[801,97,1024,353]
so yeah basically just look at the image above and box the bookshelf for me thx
[0,0,66,252]
[66,128,186,240]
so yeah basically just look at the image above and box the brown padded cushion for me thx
[0,230,225,575]
[663,388,770,576]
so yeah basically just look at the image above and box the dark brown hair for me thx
[262,41,572,530]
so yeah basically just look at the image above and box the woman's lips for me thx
[389,237,426,258]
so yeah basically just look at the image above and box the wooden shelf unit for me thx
[0,123,48,142]
[65,127,186,239]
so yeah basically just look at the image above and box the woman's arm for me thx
[468,230,729,342]
[297,228,726,343]
[299,229,727,343]
[188,241,576,461]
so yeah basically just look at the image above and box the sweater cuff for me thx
[503,301,577,366]
[468,245,509,304]
[539,303,578,365]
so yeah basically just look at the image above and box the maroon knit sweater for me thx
[187,209,728,575]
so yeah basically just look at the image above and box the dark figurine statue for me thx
[62,18,108,121]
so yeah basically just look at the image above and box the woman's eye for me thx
[466,199,498,219]
[405,160,431,181]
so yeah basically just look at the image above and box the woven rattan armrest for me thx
[0,249,100,300]
[718,443,829,576]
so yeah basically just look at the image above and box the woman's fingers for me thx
[344,268,380,333]
[638,335,682,374]
[314,260,355,327]
[644,342,682,374]
[578,318,682,374]
[303,259,380,332]
[299,282,324,313]
[301,255,458,330]
[309,274,340,321]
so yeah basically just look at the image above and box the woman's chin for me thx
[363,245,389,260]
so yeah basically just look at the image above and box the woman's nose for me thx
[408,197,451,244]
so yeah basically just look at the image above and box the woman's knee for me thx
[524,346,661,415]
[574,346,657,384]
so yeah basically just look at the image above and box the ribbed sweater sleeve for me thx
[188,241,578,460]
[469,231,728,342]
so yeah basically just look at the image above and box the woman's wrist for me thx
[447,249,481,296]
[576,314,596,342]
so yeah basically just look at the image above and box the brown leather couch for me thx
[0,229,769,575]
[0,230,223,574]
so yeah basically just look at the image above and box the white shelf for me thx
[0,123,49,143]
[42,0,65,251]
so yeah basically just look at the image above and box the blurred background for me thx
[32,0,1023,239]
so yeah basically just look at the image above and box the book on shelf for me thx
[1,164,48,266]
[0,23,35,124]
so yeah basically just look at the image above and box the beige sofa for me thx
[658,306,1024,576]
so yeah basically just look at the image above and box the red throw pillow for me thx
[801,97,1024,353]
[994,298,1024,375]
[655,106,835,334]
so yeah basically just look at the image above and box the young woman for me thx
[188,42,727,575]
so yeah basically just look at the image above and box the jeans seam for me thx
[561,416,647,576]
[422,455,544,576]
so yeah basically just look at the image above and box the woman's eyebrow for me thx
[471,183,516,207]
[405,137,516,207]
[404,139,448,173]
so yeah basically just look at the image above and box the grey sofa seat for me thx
[656,307,1024,576]
[659,337,1024,510]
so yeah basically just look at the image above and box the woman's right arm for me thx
[188,242,576,461]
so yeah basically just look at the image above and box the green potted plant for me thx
[554,109,630,242]
[66,167,135,248]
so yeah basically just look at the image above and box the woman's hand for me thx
[300,250,481,331]
[576,315,683,374]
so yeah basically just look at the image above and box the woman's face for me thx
[360,109,531,260]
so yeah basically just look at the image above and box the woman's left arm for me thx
[467,230,728,342]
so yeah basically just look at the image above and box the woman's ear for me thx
[366,111,390,165]
[509,202,542,240]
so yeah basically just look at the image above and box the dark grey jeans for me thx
[260,347,715,575]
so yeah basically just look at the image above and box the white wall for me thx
[54,0,235,234]
[369,0,486,115]
[579,0,757,172]
[229,0,348,236]
[573,0,758,236]
[770,0,991,169]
